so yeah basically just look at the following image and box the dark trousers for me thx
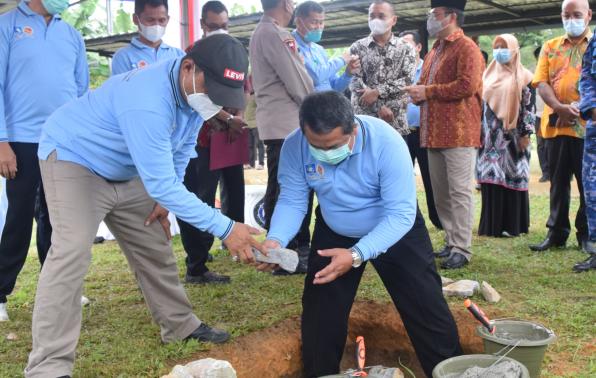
[177,146,245,276]
[248,128,264,167]
[545,136,588,241]
[0,143,52,303]
[264,140,313,249]
[302,207,462,378]
[536,118,550,179]
[406,129,442,229]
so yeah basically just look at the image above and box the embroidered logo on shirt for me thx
[137,60,148,69]
[13,26,34,40]
[223,68,245,81]
[305,163,324,180]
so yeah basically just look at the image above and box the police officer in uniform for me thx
[261,91,463,378]
[250,0,315,273]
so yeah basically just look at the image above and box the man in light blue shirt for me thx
[111,0,185,75]
[292,1,359,92]
[400,30,442,231]
[25,35,263,378]
[0,0,88,322]
[261,91,462,378]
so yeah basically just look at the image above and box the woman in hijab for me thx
[476,34,536,237]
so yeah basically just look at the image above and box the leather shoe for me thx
[185,271,230,284]
[538,175,549,183]
[434,245,452,258]
[529,237,566,252]
[440,252,468,269]
[185,323,230,344]
[572,255,596,273]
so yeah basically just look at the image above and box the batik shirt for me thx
[533,30,592,139]
[349,34,416,135]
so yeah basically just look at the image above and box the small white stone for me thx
[166,365,193,378]
[6,332,18,341]
[185,358,237,378]
[442,280,479,297]
[441,276,455,286]
[481,281,501,303]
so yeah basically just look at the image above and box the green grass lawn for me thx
[0,191,594,377]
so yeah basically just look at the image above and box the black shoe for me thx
[93,236,105,244]
[529,237,566,252]
[440,252,468,269]
[185,323,230,344]
[185,271,230,284]
[56,376,71,378]
[207,253,214,262]
[434,246,452,258]
[538,175,550,183]
[572,254,596,272]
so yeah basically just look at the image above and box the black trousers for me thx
[177,146,245,276]
[536,118,550,178]
[302,207,462,378]
[406,129,442,229]
[545,136,588,241]
[0,143,52,303]
[248,128,264,167]
[264,140,313,249]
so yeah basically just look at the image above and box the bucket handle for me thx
[480,340,522,378]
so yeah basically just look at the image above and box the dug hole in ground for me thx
[169,301,485,377]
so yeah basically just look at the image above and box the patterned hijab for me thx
[482,34,534,130]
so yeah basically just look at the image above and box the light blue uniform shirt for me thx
[292,30,351,92]
[38,58,234,240]
[0,0,89,142]
[406,59,424,128]
[267,115,417,261]
[111,37,185,76]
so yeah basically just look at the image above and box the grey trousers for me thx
[428,148,475,259]
[25,153,200,378]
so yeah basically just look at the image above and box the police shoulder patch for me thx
[284,38,297,53]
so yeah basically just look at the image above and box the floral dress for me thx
[476,86,536,191]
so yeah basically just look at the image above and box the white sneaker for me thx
[81,296,90,307]
[0,302,9,322]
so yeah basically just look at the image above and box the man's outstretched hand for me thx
[313,248,354,285]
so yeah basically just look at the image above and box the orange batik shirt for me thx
[532,30,593,139]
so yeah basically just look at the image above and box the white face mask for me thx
[205,28,229,37]
[184,66,223,120]
[368,18,389,36]
[139,23,166,43]
[426,13,448,37]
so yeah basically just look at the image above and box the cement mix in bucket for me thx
[491,324,551,344]
[444,360,524,378]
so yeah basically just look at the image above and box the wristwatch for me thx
[351,249,362,268]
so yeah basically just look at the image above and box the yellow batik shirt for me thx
[532,30,593,139]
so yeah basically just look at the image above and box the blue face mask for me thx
[309,136,353,165]
[42,0,69,15]
[305,29,323,43]
[563,18,586,37]
[493,48,511,64]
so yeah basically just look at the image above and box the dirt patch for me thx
[178,301,485,377]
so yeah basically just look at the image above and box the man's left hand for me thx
[378,106,394,123]
[405,85,427,104]
[313,248,354,285]
[144,203,171,241]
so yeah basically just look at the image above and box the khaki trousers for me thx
[25,152,200,378]
[427,148,475,259]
